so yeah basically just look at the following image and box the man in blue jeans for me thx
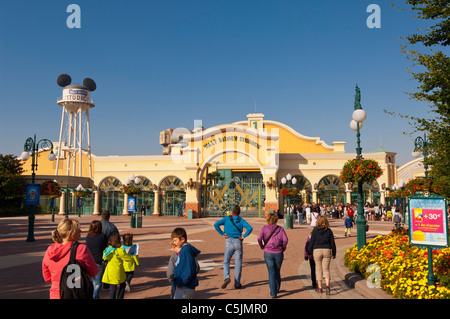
[214,205,253,289]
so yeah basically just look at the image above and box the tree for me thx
[0,154,27,215]
[388,0,450,198]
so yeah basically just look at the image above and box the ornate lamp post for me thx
[350,85,367,251]
[281,173,297,229]
[412,133,430,181]
[20,135,56,242]
[411,133,437,286]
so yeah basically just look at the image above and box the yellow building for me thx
[21,113,397,217]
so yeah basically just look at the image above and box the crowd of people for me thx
[42,210,139,299]
[44,201,404,300]
[284,202,405,226]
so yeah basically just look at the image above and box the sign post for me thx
[408,192,449,286]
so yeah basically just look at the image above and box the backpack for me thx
[393,214,401,224]
[59,242,94,299]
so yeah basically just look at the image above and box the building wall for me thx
[20,113,397,217]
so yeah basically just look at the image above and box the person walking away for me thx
[102,233,133,299]
[167,243,181,298]
[307,216,336,295]
[85,220,107,299]
[171,227,201,299]
[121,233,139,292]
[257,211,288,298]
[304,231,316,289]
[344,215,354,237]
[305,204,311,224]
[42,219,98,299]
[393,208,403,229]
[310,205,320,227]
[100,210,119,245]
[297,204,304,225]
[214,205,253,289]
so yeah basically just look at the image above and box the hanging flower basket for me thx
[340,158,383,184]
[40,180,62,198]
[123,185,142,196]
[280,187,299,196]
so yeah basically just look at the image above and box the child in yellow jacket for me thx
[121,233,139,292]
[102,233,132,299]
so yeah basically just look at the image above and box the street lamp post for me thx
[281,174,297,229]
[350,85,367,251]
[411,133,436,286]
[412,133,430,181]
[20,134,56,242]
[126,174,142,228]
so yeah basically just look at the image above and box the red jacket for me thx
[347,207,354,216]
[42,242,98,299]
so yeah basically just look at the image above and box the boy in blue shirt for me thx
[171,227,201,299]
[214,205,253,289]
[344,215,354,237]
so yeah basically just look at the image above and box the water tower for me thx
[55,74,96,178]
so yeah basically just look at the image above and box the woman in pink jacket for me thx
[257,211,288,298]
[42,218,98,299]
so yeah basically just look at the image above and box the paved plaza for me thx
[0,213,394,302]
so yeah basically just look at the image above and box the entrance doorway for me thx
[204,170,265,217]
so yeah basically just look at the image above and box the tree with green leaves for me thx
[0,154,27,215]
[388,0,450,198]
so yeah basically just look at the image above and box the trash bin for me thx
[284,213,293,229]
[131,211,143,228]
[187,209,193,219]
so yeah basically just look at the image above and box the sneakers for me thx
[221,278,231,289]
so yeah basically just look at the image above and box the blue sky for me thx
[0,0,446,167]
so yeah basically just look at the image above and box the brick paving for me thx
[0,214,392,300]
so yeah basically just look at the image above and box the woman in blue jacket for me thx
[214,205,253,289]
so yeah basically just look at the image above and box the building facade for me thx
[21,113,397,217]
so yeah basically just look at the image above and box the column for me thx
[312,190,318,204]
[58,191,66,215]
[153,191,160,216]
[93,190,100,215]
[263,174,278,218]
[380,190,386,205]
[122,193,129,215]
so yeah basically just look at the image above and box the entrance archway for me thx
[199,150,266,217]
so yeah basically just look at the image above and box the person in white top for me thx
[305,204,311,224]
[310,204,320,227]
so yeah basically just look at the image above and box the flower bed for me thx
[344,228,450,299]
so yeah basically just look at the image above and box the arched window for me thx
[134,176,155,215]
[317,175,346,204]
[289,175,313,204]
[98,176,124,215]
[159,176,185,192]
[159,176,185,216]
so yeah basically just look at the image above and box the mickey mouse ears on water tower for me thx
[57,73,97,91]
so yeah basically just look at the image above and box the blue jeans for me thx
[264,251,284,297]
[92,264,103,299]
[223,237,243,287]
